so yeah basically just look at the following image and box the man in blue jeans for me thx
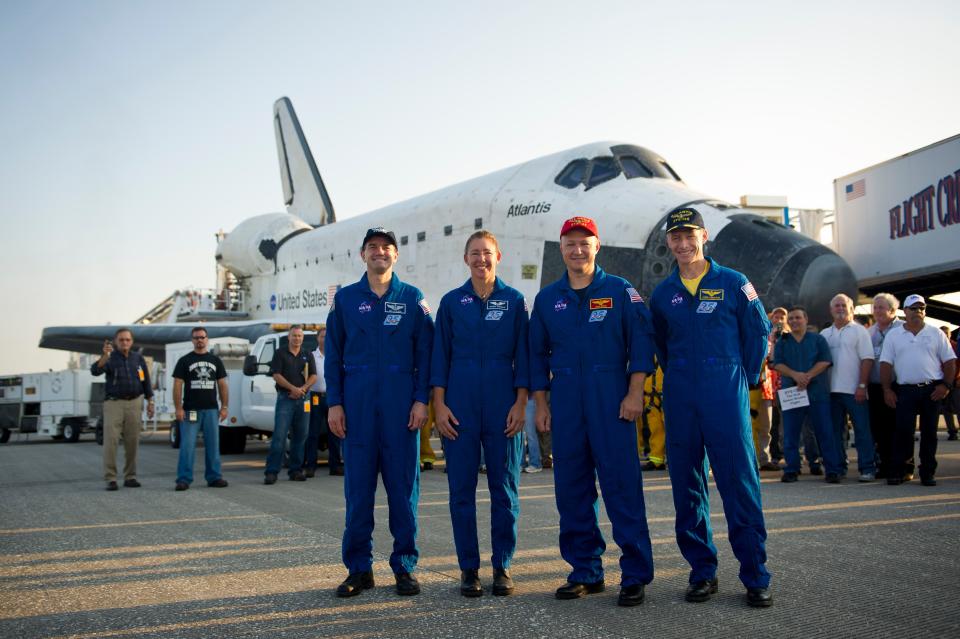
[772,307,842,483]
[172,327,229,490]
[265,325,317,484]
[821,294,876,482]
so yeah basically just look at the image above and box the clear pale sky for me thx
[1,0,957,374]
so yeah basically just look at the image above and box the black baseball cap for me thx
[665,207,705,233]
[361,227,397,248]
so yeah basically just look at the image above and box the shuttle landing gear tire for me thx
[170,422,181,449]
[220,426,246,455]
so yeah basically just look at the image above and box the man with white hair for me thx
[821,293,876,482]
[880,294,956,486]
[867,293,904,479]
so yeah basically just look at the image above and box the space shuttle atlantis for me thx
[41,97,856,358]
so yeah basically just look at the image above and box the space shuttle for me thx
[40,97,856,359]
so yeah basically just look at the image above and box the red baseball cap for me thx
[560,216,599,238]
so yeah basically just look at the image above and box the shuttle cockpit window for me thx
[620,156,654,179]
[585,156,620,189]
[555,159,589,188]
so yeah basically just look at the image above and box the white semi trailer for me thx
[0,370,104,443]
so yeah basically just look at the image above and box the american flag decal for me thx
[419,299,431,315]
[627,287,643,303]
[741,282,758,301]
[845,179,865,201]
[328,284,340,301]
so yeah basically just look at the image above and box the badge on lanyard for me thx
[188,410,198,422]
[137,367,145,381]
[312,395,319,406]
[303,400,311,413]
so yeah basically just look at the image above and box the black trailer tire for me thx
[0,429,10,444]
[170,421,181,449]
[220,426,247,455]
[62,420,82,443]
[95,419,103,446]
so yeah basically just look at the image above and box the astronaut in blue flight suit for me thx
[530,216,655,608]
[649,207,773,608]
[432,230,529,598]
[325,227,434,598]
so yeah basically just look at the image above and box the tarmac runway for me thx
[1,428,958,638]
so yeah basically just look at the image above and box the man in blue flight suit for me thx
[649,206,773,608]
[530,216,655,607]
[325,227,434,598]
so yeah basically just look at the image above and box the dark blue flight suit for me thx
[325,273,434,575]
[649,257,772,590]
[431,278,529,571]
[529,266,655,587]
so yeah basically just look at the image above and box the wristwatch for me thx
[857,383,866,389]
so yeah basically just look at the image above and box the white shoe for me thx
[523,466,542,474]
[858,473,875,482]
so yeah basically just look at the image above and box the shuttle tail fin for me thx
[273,97,335,226]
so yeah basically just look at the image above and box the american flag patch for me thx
[419,299,431,315]
[328,284,340,301]
[845,179,865,201]
[627,287,643,303]
[741,282,759,301]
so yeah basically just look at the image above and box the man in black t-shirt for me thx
[172,327,229,491]
[265,325,317,483]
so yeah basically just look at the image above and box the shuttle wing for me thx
[39,323,277,360]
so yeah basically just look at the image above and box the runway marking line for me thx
[0,514,269,536]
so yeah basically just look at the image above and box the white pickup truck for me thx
[162,329,320,454]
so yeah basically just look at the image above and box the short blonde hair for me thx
[464,230,500,255]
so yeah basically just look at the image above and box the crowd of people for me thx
[89,204,959,609]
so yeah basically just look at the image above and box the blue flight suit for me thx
[431,278,529,571]
[324,273,434,575]
[649,257,772,590]
[529,266,656,587]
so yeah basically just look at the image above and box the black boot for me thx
[460,569,482,597]
[492,568,514,596]
[336,571,374,598]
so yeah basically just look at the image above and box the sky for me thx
[1,0,957,374]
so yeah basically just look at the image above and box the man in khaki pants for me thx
[91,328,155,490]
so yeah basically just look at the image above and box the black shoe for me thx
[123,479,141,488]
[921,476,937,486]
[780,472,798,483]
[825,473,841,484]
[747,587,773,607]
[421,461,434,471]
[555,580,604,599]
[492,568,514,596]
[106,481,118,491]
[207,478,228,488]
[304,468,316,478]
[460,569,482,597]
[175,482,189,491]
[290,471,306,481]
[759,461,782,472]
[618,584,645,607]
[264,473,278,485]
[809,465,823,476]
[542,458,553,469]
[685,578,718,602]
[330,466,345,476]
[336,571,374,597]
[395,571,420,596]
[949,433,958,441]
[642,461,666,471]
[887,477,903,485]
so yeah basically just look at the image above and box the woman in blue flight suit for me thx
[431,230,529,598]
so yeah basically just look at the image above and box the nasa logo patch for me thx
[696,301,718,314]
[554,298,568,312]
[671,293,684,306]
[460,294,473,305]
[485,310,504,321]
[589,309,608,322]
[358,301,372,314]
[383,314,402,326]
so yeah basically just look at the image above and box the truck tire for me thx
[96,418,103,446]
[220,426,247,455]
[0,429,10,444]
[62,420,82,443]
[170,421,181,449]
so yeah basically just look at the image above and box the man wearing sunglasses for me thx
[879,295,957,486]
